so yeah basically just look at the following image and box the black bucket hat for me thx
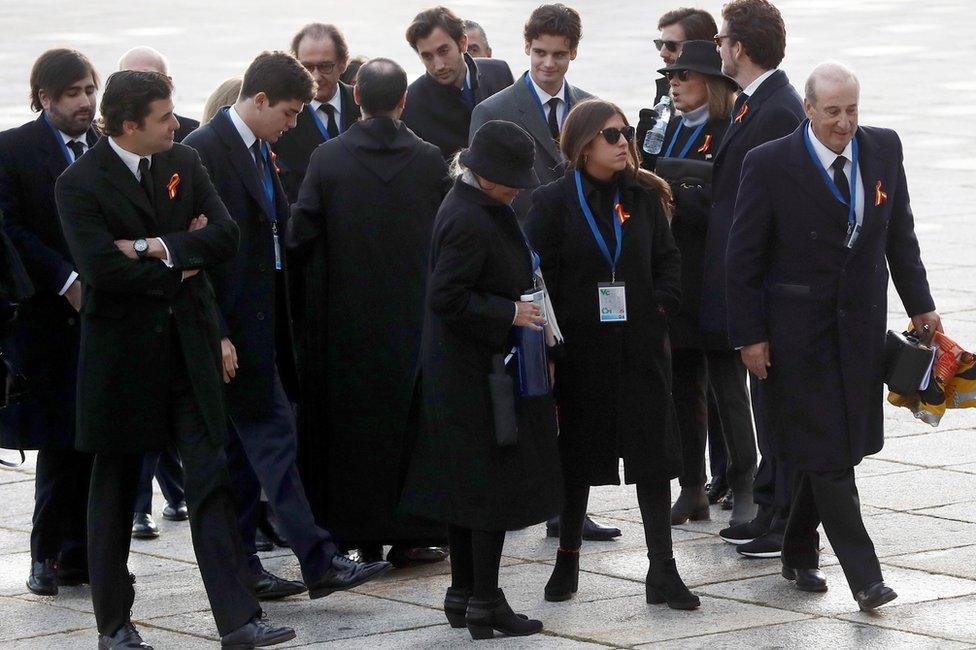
[459,120,539,189]
[658,40,739,89]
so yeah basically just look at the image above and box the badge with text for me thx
[598,282,627,322]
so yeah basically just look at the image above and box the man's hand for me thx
[64,279,82,312]
[188,214,207,232]
[911,310,942,345]
[514,301,546,331]
[740,341,771,380]
[221,337,238,383]
[114,239,138,260]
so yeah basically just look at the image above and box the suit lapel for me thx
[213,108,275,221]
[715,70,788,163]
[297,104,326,145]
[36,117,71,181]
[514,75,562,165]
[339,83,361,131]
[94,139,156,227]
[785,124,846,219]
[150,149,178,230]
[848,128,887,256]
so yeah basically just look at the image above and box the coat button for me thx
[154,324,164,333]
[67,317,76,326]
[838,309,846,318]
[258,263,267,272]
[809,231,818,239]
[256,312,265,321]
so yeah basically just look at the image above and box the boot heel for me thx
[445,610,466,628]
[645,587,665,604]
[467,623,494,640]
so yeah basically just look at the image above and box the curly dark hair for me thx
[406,6,466,50]
[721,0,787,69]
[524,4,582,49]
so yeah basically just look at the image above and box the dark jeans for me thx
[133,445,185,514]
[447,525,506,599]
[782,467,882,594]
[226,367,337,585]
[31,448,92,566]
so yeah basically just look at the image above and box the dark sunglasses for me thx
[713,33,731,47]
[599,125,635,145]
[654,38,685,53]
[663,70,693,82]
[302,61,337,74]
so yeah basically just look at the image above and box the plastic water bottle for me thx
[642,96,673,155]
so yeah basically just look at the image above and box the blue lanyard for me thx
[308,104,333,142]
[43,112,75,166]
[802,125,859,228]
[520,229,541,273]
[255,142,276,218]
[663,118,707,159]
[523,73,570,129]
[574,170,622,281]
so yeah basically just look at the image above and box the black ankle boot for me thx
[670,486,710,525]
[646,558,700,610]
[544,549,580,602]
[465,588,543,640]
[444,586,471,628]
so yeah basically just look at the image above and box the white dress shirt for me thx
[309,83,343,132]
[740,68,777,98]
[806,123,864,230]
[527,73,568,130]
[56,131,88,295]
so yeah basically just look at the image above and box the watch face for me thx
[134,239,148,253]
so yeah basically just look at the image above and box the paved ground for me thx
[1,0,976,647]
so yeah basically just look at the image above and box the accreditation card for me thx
[598,282,627,322]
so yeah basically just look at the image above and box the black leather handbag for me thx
[654,157,713,186]
[884,330,934,395]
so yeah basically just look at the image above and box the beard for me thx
[47,102,94,137]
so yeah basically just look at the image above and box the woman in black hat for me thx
[399,120,562,640]
[646,40,758,530]
[525,98,697,609]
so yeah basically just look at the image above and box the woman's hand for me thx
[514,301,546,331]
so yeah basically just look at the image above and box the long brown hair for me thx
[705,75,737,121]
[560,99,672,213]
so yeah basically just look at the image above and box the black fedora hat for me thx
[459,120,539,189]
[658,40,739,88]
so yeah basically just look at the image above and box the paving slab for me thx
[874,429,976,468]
[860,512,976,558]
[914,502,976,524]
[856,469,976,511]
[837,594,976,644]
[0,626,213,649]
[0,595,94,642]
[885,545,976,581]
[303,625,613,649]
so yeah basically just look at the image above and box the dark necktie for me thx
[546,97,561,140]
[832,155,851,204]
[250,141,266,179]
[731,92,749,123]
[460,80,475,110]
[66,140,85,163]
[138,157,154,203]
[320,104,339,138]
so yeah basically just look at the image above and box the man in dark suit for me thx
[705,0,805,557]
[652,8,718,104]
[470,3,594,220]
[272,24,361,204]
[184,51,391,604]
[401,6,514,160]
[726,62,938,611]
[56,70,294,650]
[0,48,99,597]
[118,45,197,539]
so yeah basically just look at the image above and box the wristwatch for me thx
[133,238,150,258]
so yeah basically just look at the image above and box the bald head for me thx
[805,61,859,108]
[118,46,169,75]
[804,61,860,154]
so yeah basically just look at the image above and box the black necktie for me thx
[138,157,154,203]
[320,104,339,138]
[250,141,267,180]
[731,92,749,123]
[66,140,85,163]
[546,98,561,140]
[832,155,850,204]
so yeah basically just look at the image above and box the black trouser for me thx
[226,367,337,585]
[672,348,708,487]
[782,467,882,594]
[706,386,728,482]
[750,377,791,529]
[88,334,259,637]
[133,445,185,514]
[558,482,671,561]
[31,448,92,566]
[447,526,506,599]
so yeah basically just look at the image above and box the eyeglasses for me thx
[713,33,731,47]
[302,61,337,74]
[663,70,693,82]
[599,125,635,145]
[654,38,685,53]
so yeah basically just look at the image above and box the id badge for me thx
[598,282,627,322]
[271,221,282,270]
[845,223,862,249]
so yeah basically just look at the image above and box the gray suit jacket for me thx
[470,72,593,217]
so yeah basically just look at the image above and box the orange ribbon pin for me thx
[614,203,630,225]
[874,180,888,206]
[697,134,712,154]
[734,103,750,123]
[167,173,180,200]
[270,150,281,174]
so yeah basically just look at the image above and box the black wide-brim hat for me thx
[658,40,740,89]
[459,120,539,189]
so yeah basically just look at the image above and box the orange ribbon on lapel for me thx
[697,134,713,154]
[875,180,888,206]
[167,173,180,200]
[269,150,281,174]
[614,203,630,225]
[733,103,750,123]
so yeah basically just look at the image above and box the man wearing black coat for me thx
[184,51,390,603]
[287,58,450,567]
[56,70,295,649]
[726,62,938,611]
[401,6,514,160]
[272,23,362,204]
[0,48,100,597]
[708,0,805,557]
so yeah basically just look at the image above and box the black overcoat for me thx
[0,116,97,450]
[399,179,562,531]
[524,171,683,486]
[55,138,240,453]
[727,124,935,471]
[286,117,449,543]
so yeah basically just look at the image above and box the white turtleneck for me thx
[679,103,710,127]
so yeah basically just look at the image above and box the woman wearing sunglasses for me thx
[648,41,755,529]
[524,99,697,609]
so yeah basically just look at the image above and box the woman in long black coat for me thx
[400,121,562,641]
[524,99,697,610]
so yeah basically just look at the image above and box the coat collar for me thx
[35,113,99,180]
[715,69,792,161]
[211,107,276,221]
[91,137,181,231]
[339,117,424,183]
[512,73,565,165]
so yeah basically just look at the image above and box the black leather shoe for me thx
[736,532,783,558]
[855,581,898,611]
[706,477,729,504]
[444,586,471,628]
[544,549,580,602]
[546,516,622,541]
[254,528,274,552]
[161,501,188,521]
[387,545,449,568]
[466,588,542,639]
[131,513,159,539]
[27,559,58,596]
[98,622,152,649]
[307,554,392,599]
[646,558,700,610]
[782,565,828,592]
[249,568,307,600]
[670,486,710,525]
[221,615,295,649]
